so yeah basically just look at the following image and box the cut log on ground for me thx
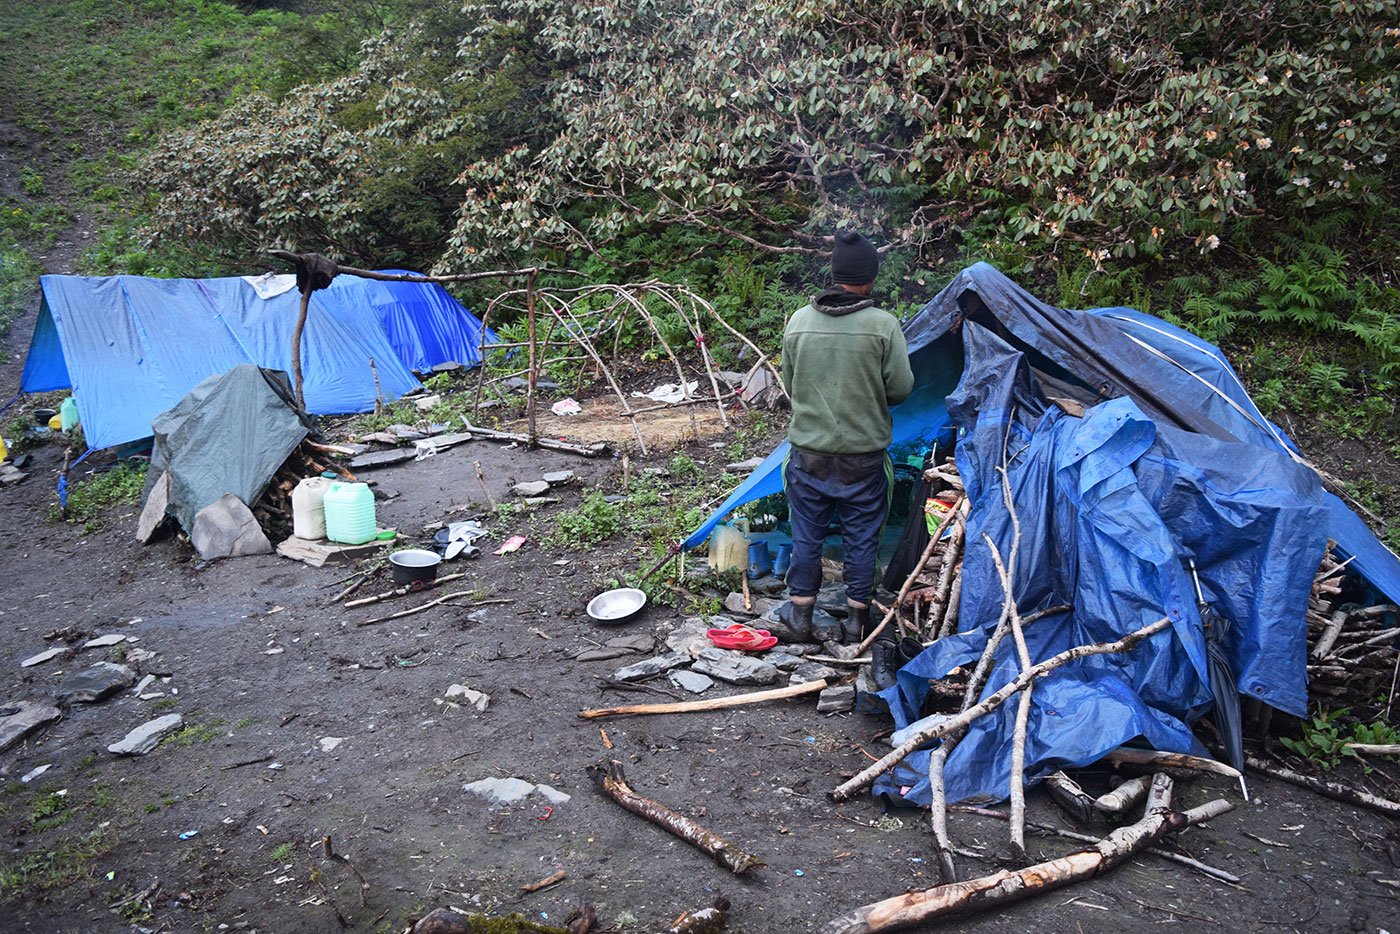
[589,760,763,875]
[579,679,828,719]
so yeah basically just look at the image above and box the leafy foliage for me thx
[1280,705,1400,771]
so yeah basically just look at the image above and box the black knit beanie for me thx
[831,229,879,285]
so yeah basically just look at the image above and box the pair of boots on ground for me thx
[781,599,921,691]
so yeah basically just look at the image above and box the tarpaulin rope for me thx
[56,446,95,511]
[0,391,24,420]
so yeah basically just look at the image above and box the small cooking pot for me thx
[390,549,441,587]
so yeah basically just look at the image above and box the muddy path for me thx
[1,424,1399,934]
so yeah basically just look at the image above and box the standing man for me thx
[780,230,914,643]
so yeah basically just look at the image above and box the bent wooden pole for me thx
[830,617,1171,802]
[1246,755,1400,816]
[823,780,1188,933]
[589,760,763,875]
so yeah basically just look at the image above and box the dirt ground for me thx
[2,406,1400,934]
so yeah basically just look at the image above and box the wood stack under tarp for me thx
[1305,542,1400,718]
[252,440,358,542]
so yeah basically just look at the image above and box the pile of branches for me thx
[1306,543,1400,718]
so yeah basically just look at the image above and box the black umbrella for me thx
[1190,559,1245,777]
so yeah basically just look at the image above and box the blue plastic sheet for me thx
[873,322,1330,805]
[21,273,426,449]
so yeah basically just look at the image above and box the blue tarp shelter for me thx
[353,269,500,374]
[687,262,1400,804]
[18,271,495,450]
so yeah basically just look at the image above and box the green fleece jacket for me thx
[781,287,915,455]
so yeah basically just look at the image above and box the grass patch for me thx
[0,830,106,903]
[269,842,295,863]
[161,719,226,748]
[28,789,74,833]
[53,460,147,524]
[151,697,177,712]
[547,492,623,548]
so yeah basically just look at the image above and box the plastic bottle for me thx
[291,476,331,540]
[59,397,79,432]
[322,481,378,544]
[707,518,751,573]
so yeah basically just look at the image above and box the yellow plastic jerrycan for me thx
[707,518,751,573]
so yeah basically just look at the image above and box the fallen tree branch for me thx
[1105,748,1246,798]
[823,776,1189,932]
[589,760,763,875]
[665,896,731,933]
[580,679,828,719]
[949,801,1240,883]
[1246,755,1400,816]
[830,617,1171,802]
[1345,743,1400,756]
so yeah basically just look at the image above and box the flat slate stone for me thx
[668,669,714,694]
[512,480,550,497]
[136,470,172,543]
[723,591,782,618]
[816,684,856,714]
[691,646,781,686]
[0,701,62,753]
[609,652,690,683]
[349,449,417,470]
[765,652,804,672]
[541,470,576,486]
[463,776,536,807]
[83,634,127,649]
[20,647,65,668]
[57,663,136,704]
[108,713,183,756]
[788,661,841,685]
[664,618,717,657]
[191,494,272,560]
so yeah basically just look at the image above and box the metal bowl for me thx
[586,587,648,625]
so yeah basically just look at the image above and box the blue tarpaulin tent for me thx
[17,271,497,451]
[687,262,1400,804]
[347,269,500,374]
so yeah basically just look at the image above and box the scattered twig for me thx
[344,573,467,608]
[1246,755,1400,816]
[219,754,274,771]
[518,869,568,895]
[322,835,369,907]
[355,594,512,627]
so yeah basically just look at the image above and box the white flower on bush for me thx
[1204,235,1220,251]
[1342,161,1356,171]
[1375,153,1388,165]
[1256,137,1273,149]
[1291,176,1311,188]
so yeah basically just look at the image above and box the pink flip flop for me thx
[706,622,778,652]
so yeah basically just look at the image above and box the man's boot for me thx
[781,600,814,642]
[842,603,872,643]
[897,637,925,665]
[870,638,901,690]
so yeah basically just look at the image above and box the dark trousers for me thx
[783,448,892,605]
